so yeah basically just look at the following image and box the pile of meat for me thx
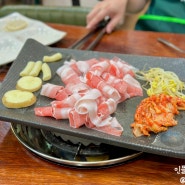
[34,57,143,136]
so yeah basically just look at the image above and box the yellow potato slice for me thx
[16,76,42,92]
[42,63,52,81]
[19,61,35,77]
[2,90,36,108]
[5,19,27,31]
[43,53,62,62]
[29,61,42,77]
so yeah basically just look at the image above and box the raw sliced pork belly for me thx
[34,57,143,136]
[40,83,69,100]
[86,71,121,102]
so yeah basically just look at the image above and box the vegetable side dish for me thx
[136,68,185,98]
[131,93,185,137]
[132,68,185,137]
[2,53,60,109]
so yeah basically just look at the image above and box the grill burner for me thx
[11,123,143,168]
[42,130,138,161]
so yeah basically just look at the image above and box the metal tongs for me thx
[69,17,110,51]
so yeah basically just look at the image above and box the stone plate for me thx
[1,39,185,159]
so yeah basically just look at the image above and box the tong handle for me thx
[96,16,110,29]
[69,18,110,50]
[85,28,106,50]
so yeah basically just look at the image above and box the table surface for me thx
[1,23,185,185]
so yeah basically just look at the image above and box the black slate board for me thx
[1,39,185,159]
